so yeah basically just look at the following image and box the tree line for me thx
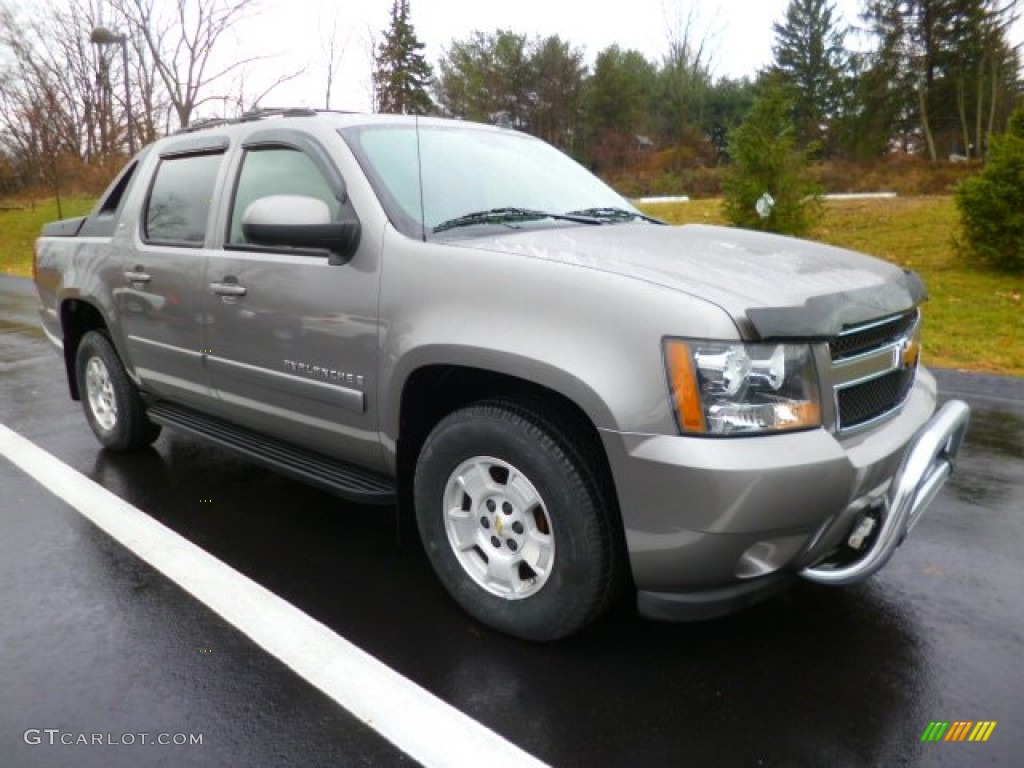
[1,0,1021,199]
[376,0,1022,166]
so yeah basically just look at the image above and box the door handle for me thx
[210,280,247,297]
[124,266,152,283]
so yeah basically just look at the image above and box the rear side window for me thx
[99,160,138,215]
[144,153,223,245]
[79,157,143,238]
[228,146,340,245]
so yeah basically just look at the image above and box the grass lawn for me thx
[640,197,1023,378]
[0,197,94,277]
[1,195,1019,376]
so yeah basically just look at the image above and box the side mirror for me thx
[242,195,360,264]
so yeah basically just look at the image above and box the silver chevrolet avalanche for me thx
[34,110,970,640]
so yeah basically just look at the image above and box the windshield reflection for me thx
[341,122,638,239]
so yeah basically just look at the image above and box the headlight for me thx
[664,339,821,436]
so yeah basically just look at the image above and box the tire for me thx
[414,399,618,641]
[75,331,161,452]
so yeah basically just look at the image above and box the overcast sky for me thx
[201,0,1021,117]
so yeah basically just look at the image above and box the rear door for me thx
[203,129,383,470]
[114,137,228,411]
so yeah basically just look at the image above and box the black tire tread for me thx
[480,396,626,614]
[76,331,161,452]
[415,396,622,640]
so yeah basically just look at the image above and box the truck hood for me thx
[449,223,925,339]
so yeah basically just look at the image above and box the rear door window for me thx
[144,153,223,246]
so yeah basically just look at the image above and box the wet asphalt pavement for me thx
[1,274,1022,767]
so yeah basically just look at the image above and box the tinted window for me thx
[229,147,340,245]
[145,153,222,245]
[80,157,145,238]
[99,160,138,215]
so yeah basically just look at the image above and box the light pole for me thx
[90,26,135,155]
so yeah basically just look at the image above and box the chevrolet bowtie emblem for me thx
[901,338,921,369]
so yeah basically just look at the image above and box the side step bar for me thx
[146,402,396,505]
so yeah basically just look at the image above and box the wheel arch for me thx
[385,347,618,450]
[393,363,627,558]
[60,298,111,401]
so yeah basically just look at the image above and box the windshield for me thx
[340,123,640,239]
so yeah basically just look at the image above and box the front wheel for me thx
[75,331,161,451]
[414,399,618,641]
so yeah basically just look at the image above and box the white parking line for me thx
[0,424,549,768]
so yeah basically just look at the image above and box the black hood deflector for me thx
[745,270,927,341]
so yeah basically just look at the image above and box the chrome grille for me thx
[830,310,919,361]
[831,310,920,432]
[837,368,917,428]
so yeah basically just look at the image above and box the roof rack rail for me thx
[174,107,357,135]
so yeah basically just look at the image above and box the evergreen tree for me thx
[833,10,916,160]
[373,0,434,115]
[584,46,659,168]
[586,46,658,139]
[771,0,850,154]
[723,80,821,236]
[434,31,588,152]
[435,30,533,125]
[863,0,956,160]
[702,77,758,161]
[862,0,1022,160]
[956,106,1024,272]
[525,36,588,152]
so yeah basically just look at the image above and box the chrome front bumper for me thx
[800,400,971,586]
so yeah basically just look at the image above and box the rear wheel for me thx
[414,399,618,641]
[76,331,161,451]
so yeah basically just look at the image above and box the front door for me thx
[203,135,382,470]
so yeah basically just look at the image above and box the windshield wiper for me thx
[565,207,664,225]
[433,207,601,234]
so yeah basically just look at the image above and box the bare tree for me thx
[659,2,716,143]
[0,0,127,196]
[364,25,380,111]
[128,29,173,146]
[111,0,262,128]
[218,66,306,118]
[321,14,350,110]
